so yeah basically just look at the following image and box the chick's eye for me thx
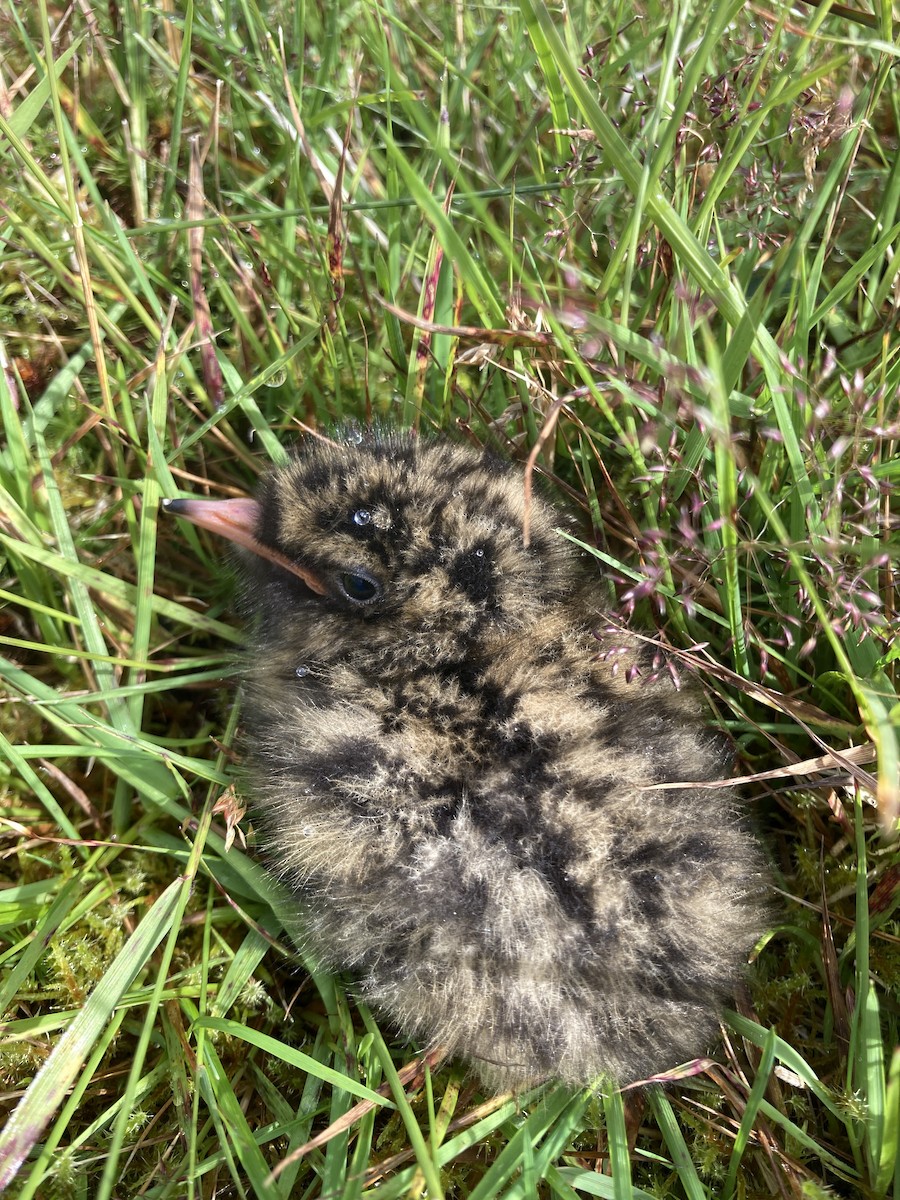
[338,571,381,603]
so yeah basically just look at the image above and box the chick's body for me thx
[232,430,764,1091]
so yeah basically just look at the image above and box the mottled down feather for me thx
[223,429,766,1090]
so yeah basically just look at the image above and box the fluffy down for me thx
[209,429,767,1090]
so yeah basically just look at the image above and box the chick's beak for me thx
[162,496,327,595]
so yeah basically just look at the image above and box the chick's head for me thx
[214,430,582,668]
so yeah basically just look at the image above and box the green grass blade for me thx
[0,877,185,1191]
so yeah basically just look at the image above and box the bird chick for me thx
[166,427,766,1092]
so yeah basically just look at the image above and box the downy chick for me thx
[165,427,766,1091]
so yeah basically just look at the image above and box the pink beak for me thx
[163,496,328,595]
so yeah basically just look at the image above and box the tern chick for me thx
[166,427,766,1091]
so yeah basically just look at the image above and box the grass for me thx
[0,0,898,1195]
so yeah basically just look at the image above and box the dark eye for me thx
[337,571,381,604]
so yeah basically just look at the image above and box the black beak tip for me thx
[162,498,188,515]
